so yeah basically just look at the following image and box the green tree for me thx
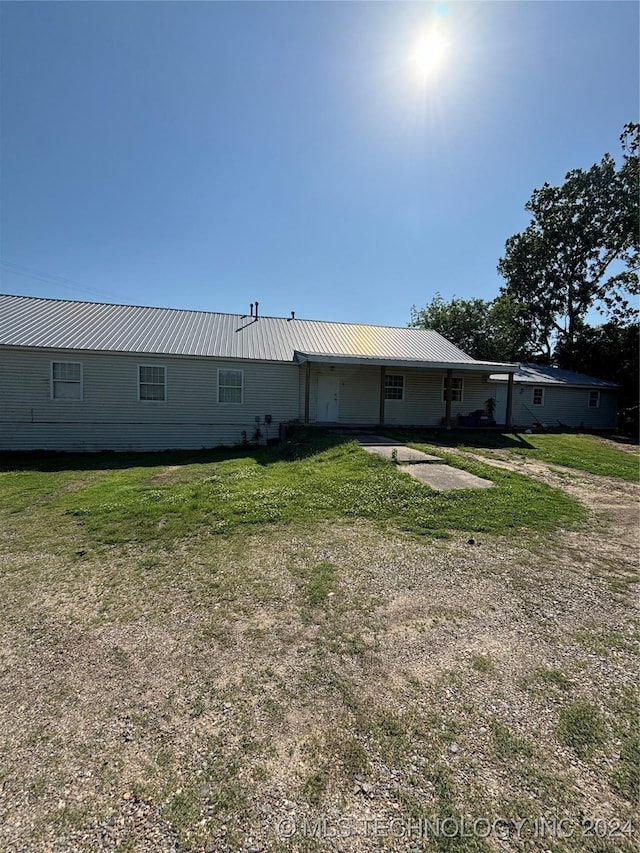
[555,321,639,435]
[497,123,639,356]
[409,292,533,362]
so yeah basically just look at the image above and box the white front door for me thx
[317,375,339,422]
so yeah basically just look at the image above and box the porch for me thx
[295,355,516,431]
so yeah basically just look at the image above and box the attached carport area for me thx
[294,351,518,430]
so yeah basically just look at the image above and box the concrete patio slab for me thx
[400,463,493,491]
[354,435,493,491]
[359,444,441,464]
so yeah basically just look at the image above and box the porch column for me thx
[505,371,514,430]
[444,368,453,430]
[304,361,311,425]
[379,366,386,426]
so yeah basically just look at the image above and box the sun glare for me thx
[411,24,449,82]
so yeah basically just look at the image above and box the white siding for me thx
[0,347,299,451]
[5,347,616,452]
[300,364,496,427]
[508,384,617,430]
[383,370,493,426]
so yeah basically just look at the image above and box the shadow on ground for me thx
[0,428,352,474]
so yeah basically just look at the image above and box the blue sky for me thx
[1,1,638,326]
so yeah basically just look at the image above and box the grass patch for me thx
[575,627,639,656]
[301,770,329,805]
[305,561,336,608]
[609,732,640,802]
[0,432,585,550]
[520,666,574,694]
[390,430,639,481]
[490,720,534,760]
[557,700,606,758]
[471,654,495,674]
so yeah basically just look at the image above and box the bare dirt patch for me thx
[149,465,183,484]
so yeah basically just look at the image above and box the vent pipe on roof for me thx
[255,301,259,319]
[250,303,254,317]
[291,310,295,320]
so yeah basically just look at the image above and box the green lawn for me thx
[0,431,585,549]
[387,430,639,482]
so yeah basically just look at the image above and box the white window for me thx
[443,376,463,402]
[532,387,544,406]
[384,374,404,401]
[218,369,243,404]
[51,361,83,400]
[138,365,166,401]
[588,390,600,408]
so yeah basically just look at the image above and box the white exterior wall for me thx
[504,383,617,430]
[300,364,496,427]
[299,364,380,424]
[6,347,615,452]
[383,370,493,426]
[0,347,300,451]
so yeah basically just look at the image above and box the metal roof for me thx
[490,363,617,389]
[0,294,517,371]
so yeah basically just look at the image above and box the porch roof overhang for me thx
[293,350,519,374]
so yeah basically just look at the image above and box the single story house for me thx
[0,295,617,451]
[0,293,520,452]
[490,364,618,431]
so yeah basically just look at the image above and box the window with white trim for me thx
[532,386,544,406]
[442,376,463,402]
[138,365,166,401]
[51,361,83,400]
[384,374,404,401]
[588,390,600,408]
[218,369,243,404]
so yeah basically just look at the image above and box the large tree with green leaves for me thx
[497,123,639,360]
[409,292,534,362]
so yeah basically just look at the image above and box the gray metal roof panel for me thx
[0,294,514,367]
[490,363,617,388]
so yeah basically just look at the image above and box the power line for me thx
[0,261,131,303]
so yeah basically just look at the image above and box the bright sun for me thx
[411,24,449,82]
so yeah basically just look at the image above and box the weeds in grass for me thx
[162,787,201,835]
[0,434,586,552]
[557,700,606,758]
[471,654,494,675]
[520,666,574,695]
[575,627,639,656]
[390,430,639,482]
[305,561,336,608]
[490,720,534,760]
[610,732,640,802]
[301,770,329,805]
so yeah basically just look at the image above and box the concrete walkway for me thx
[353,435,493,492]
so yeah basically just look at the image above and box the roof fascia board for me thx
[294,351,519,372]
